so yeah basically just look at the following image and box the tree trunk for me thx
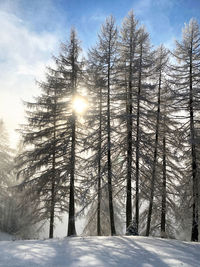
[107,43,116,236]
[49,179,55,238]
[67,112,76,236]
[161,116,166,238]
[146,66,162,236]
[49,91,57,239]
[135,43,143,232]
[189,46,198,242]
[97,87,102,236]
[126,39,134,229]
[126,104,132,229]
[67,38,77,236]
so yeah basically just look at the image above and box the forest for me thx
[0,10,199,242]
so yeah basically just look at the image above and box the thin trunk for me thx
[126,86,132,229]
[107,37,116,236]
[67,112,76,236]
[49,130,56,238]
[161,114,166,237]
[146,66,162,236]
[189,45,198,242]
[68,38,77,236]
[126,34,134,229]
[97,87,102,236]
[49,90,57,239]
[49,178,55,238]
[135,43,143,232]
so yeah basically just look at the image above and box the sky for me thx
[0,0,200,148]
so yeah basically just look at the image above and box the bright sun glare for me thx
[72,95,88,114]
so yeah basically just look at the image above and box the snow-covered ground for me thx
[0,236,200,266]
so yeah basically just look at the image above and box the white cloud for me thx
[0,10,59,148]
[89,12,106,22]
[132,0,152,15]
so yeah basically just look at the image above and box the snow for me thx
[0,236,200,266]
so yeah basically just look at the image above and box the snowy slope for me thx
[0,236,200,267]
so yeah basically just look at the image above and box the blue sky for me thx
[2,0,200,49]
[0,0,200,147]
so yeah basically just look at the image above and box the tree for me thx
[171,19,200,241]
[83,16,118,235]
[17,28,84,238]
[56,28,83,236]
[134,26,154,232]
[118,10,138,230]
[146,45,169,236]
[17,71,68,238]
[118,13,154,232]
[81,65,105,236]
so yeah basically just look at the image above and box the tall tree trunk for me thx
[49,91,57,239]
[161,112,166,238]
[97,87,102,236]
[189,46,198,242]
[68,39,77,236]
[49,178,55,238]
[146,66,162,236]
[135,43,143,232]
[126,88,132,229]
[67,112,76,236]
[126,36,134,229]
[49,147,56,238]
[107,45,116,236]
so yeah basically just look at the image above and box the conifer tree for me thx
[118,10,138,230]
[81,66,105,236]
[17,28,83,238]
[158,81,181,238]
[17,71,68,238]
[57,28,83,236]
[118,13,154,232]
[146,45,169,236]
[134,26,154,232]
[44,28,84,237]
[171,19,200,241]
[82,16,118,235]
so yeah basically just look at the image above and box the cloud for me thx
[89,12,106,22]
[0,10,59,148]
[132,0,152,15]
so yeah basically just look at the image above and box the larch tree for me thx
[17,70,68,238]
[118,14,154,233]
[50,28,84,236]
[171,19,200,241]
[82,49,124,236]
[17,28,83,238]
[118,10,138,230]
[157,80,183,238]
[146,45,169,236]
[81,63,106,236]
[134,26,154,232]
[84,16,118,235]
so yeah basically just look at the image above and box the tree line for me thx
[1,10,199,242]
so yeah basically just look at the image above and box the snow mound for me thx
[0,236,199,266]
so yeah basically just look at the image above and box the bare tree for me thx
[146,45,168,236]
[171,19,200,241]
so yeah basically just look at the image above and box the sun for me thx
[72,95,88,114]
